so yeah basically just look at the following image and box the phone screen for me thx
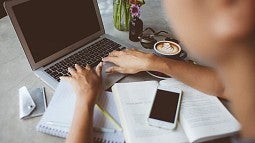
[149,89,180,123]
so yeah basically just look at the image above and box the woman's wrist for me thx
[144,54,157,71]
[76,92,97,110]
[146,54,167,72]
[75,99,95,113]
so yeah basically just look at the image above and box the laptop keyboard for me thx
[44,38,124,82]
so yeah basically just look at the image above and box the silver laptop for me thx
[4,0,132,90]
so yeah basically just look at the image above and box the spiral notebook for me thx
[36,80,124,143]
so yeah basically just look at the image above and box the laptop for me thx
[4,0,132,90]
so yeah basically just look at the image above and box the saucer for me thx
[146,71,171,79]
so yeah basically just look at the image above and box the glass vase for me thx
[113,0,131,31]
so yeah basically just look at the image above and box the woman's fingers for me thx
[60,76,72,82]
[68,67,77,77]
[75,64,83,73]
[85,64,92,71]
[108,50,125,57]
[102,56,118,64]
[105,66,124,73]
[126,48,136,51]
[95,62,103,77]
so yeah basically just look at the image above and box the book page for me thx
[160,79,240,142]
[113,81,189,143]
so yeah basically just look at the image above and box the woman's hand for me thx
[60,62,103,107]
[63,63,103,143]
[102,48,155,74]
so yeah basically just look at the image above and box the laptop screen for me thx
[12,0,101,63]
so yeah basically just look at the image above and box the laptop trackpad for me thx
[101,62,125,90]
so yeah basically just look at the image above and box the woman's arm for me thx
[103,49,226,98]
[150,56,225,98]
[66,101,94,143]
[62,63,103,143]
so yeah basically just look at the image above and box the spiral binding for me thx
[37,124,123,143]
[93,137,122,143]
[36,124,67,138]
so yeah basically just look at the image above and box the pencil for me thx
[95,104,122,131]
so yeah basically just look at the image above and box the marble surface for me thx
[0,0,231,143]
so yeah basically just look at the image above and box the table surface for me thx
[0,0,231,142]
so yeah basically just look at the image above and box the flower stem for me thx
[113,0,131,31]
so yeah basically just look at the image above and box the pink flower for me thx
[130,4,141,17]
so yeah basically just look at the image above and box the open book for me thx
[112,79,240,143]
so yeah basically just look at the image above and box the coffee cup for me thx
[153,41,187,60]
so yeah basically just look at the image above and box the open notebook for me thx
[112,79,240,143]
[36,80,124,143]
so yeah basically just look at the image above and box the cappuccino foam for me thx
[156,42,180,55]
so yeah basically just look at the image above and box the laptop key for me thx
[91,60,101,67]
[44,38,123,82]
[63,65,68,69]
[45,69,51,73]
[87,61,92,65]
[57,69,63,73]
[67,63,73,67]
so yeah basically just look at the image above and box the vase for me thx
[113,0,131,31]
[129,17,143,42]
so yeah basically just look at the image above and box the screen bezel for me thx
[4,0,105,70]
[148,87,182,129]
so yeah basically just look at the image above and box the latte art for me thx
[155,42,180,55]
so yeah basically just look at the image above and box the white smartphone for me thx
[148,87,182,130]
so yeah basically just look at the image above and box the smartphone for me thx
[29,87,47,117]
[148,87,182,130]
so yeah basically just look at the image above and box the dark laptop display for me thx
[4,0,127,89]
[12,0,100,63]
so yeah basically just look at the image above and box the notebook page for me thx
[93,91,125,143]
[160,79,240,142]
[36,80,125,143]
[112,81,189,143]
[37,80,75,135]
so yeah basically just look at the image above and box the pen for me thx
[95,104,122,131]
[41,86,47,109]
[93,126,116,133]
[46,121,116,133]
